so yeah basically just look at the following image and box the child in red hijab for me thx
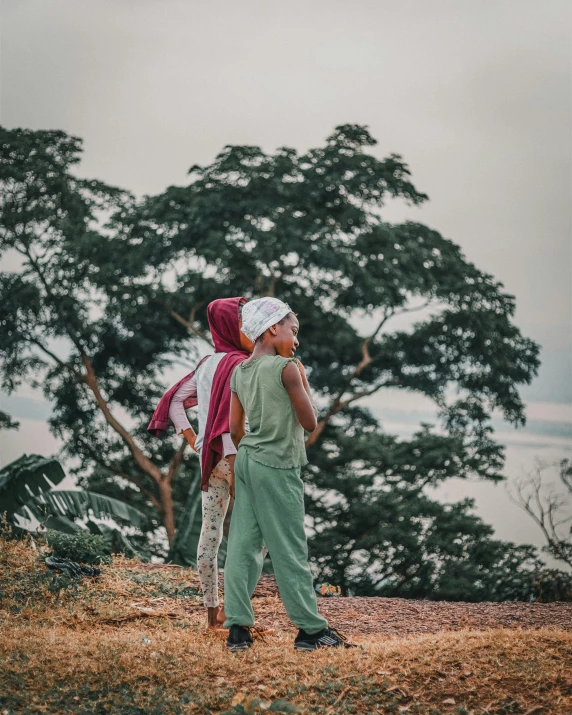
[148,297,253,628]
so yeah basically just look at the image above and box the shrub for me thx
[531,568,572,602]
[45,530,112,565]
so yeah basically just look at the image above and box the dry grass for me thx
[1,536,571,715]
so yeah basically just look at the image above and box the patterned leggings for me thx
[197,458,231,608]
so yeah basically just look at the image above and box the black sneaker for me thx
[226,625,254,652]
[294,626,356,651]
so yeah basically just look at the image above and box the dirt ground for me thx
[117,566,572,637]
[3,546,572,714]
[249,574,572,636]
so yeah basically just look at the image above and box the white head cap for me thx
[240,297,292,342]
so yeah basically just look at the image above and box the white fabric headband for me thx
[240,297,292,342]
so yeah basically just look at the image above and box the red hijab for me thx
[147,296,249,490]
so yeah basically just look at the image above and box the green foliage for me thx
[0,454,66,518]
[0,453,146,558]
[0,123,544,599]
[28,488,147,529]
[45,529,112,565]
[304,416,547,601]
[530,568,572,602]
[0,126,192,552]
[0,410,19,431]
[123,124,538,428]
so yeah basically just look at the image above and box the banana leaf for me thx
[0,454,65,518]
[168,472,228,568]
[45,515,83,534]
[22,489,147,528]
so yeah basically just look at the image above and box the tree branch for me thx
[76,436,162,511]
[26,337,72,371]
[79,350,164,484]
[508,462,572,568]
[266,276,277,297]
[560,459,572,496]
[388,563,423,596]
[17,232,85,354]
[167,306,214,347]
[305,301,432,447]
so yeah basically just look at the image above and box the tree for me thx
[510,460,572,568]
[1,124,543,597]
[305,416,546,599]
[119,124,537,461]
[110,124,540,594]
[0,127,197,553]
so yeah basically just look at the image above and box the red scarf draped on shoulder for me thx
[147,296,249,491]
[147,358,208,435]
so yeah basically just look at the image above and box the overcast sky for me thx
[1,0,571,553]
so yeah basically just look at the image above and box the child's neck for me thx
[248,342,278,361]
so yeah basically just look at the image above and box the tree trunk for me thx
[157,479,176,545]
[80,351,180,545]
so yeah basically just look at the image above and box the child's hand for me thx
[182,427,198,453]
[296,360,311,390]
[282,361,317,433]
[296,360,317,417]
[226,454,236,499]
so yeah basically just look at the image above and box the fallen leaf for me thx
[232,691,247,706]
[443,698,456,705]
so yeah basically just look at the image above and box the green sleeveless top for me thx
[230,354,308,469]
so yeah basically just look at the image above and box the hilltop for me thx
[1,537,571,714]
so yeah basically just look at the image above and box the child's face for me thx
[271,314,300,358]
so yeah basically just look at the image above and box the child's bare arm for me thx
[181,427,199,452]
[296,361,317,416]
[282,362,318,433]
[230,391,247,449]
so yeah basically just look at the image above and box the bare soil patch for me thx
[252,584,572,637]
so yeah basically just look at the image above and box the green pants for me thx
[223,448,328,634]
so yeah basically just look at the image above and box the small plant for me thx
[220,697,299,714]
[45,529,112,565]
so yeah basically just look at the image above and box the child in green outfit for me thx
[224,297,354,651]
